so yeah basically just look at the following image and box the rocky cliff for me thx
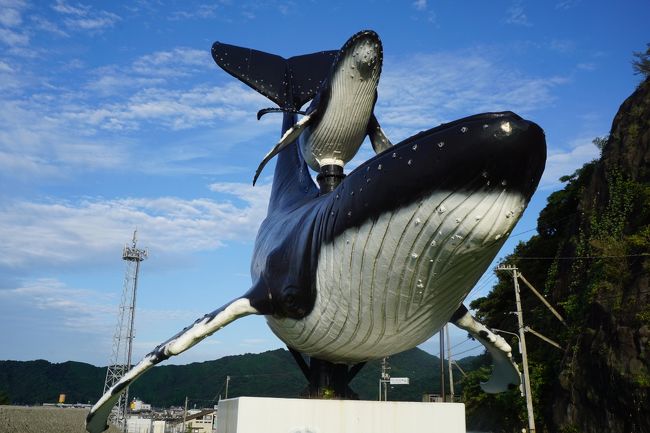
[466,77,650,433]
[551,76,650,433]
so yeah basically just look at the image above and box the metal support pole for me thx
[525,326,563,350]
[123,256,140,433]
[513,269,536,433]
[518,273,567,327]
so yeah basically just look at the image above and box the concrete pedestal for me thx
[216,397,465,433]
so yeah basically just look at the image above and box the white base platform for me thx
[216,397,465,433]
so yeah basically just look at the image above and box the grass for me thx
[0,406,122,433]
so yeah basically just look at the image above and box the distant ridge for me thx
[0,347,484,406]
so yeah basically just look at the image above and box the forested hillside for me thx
[0,347,481,407]
[463,75,650,432]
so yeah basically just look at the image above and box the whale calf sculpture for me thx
[244,30,392,186]
[86,31,546,433]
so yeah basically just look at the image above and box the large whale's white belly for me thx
[267,187,526,363]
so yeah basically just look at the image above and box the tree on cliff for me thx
[633,43,650,78]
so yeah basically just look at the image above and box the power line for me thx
[469,274,498,298]
[510,212,578,239]
[448,337,473,351]
[512,253,650,261]
[451,344,483,358]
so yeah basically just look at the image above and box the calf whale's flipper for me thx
[451,305,521,393]
[253,111,317,185]
[86,298,259,433]
[367,112,392,153]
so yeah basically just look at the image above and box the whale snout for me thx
[339,30,383,80]
[352,37,381,77]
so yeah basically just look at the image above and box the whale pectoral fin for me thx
[253,111,315,185]
[367,113,392,154]
[257,107,308,120]
[86,298,259,433]
[450,305,521,394]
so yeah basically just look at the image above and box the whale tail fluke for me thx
[85,297,260,433]
[211,42,337,110]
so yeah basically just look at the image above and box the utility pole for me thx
[439,328,446,401]
[446,325,454,401]
[496,264,568,432]
[497,265,535,433]
[182,396,188,432]
[379,357,390,401]
[225,376,230,399]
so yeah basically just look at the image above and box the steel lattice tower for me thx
[103,231,147,431]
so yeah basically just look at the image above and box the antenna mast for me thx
[103,230,148,431]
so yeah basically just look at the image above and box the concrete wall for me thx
[217,397,465,433]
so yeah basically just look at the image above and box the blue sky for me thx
[1,0,648,367]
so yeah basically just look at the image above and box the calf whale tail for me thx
[211,41,337,110]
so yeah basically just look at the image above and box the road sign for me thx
[389,377,410,385]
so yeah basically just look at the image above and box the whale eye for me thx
[277,285,307,319]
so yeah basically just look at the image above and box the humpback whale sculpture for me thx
[86,30,546,433]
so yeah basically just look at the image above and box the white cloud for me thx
[0,99,129,180]
[31,16,69,37]
[577,62,596,71]
[377,51,567,141]
[52,0,89,16]
[65,82,269,131]
[412,0,427,11]
[83,47,211,96]
[540,136,600,188]
[0,43,277,184]
[505,0,531,26]
[0,27,29,46]
[0,3,23,27]
[131,48,209,77]
[52,0,120,32]
[170,4,219,20]
[0,183,271,269]
[548,39,575,54]
[64,13,119,31]
[555,0,580,10]
[0,277,116,334]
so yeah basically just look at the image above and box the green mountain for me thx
[464,75,650,432]
[0,348,482,407]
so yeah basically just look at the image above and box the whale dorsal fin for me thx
[212,42,337,109]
